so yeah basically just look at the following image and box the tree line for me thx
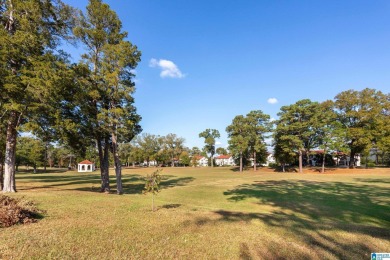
[226,88,390,173]
[10,132,217,170]
[127,90,390,175]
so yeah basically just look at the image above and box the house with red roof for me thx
[78,160,96,172]
[215,155,235,166]
[193,155,208,167]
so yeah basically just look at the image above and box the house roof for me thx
[79,160,94,165]
[194,155,205,160]
[215,155,232,159]
[333,151,347,156]
[311,150,325,154]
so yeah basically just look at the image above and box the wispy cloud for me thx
[267,98,278,104]
[149,58,186,78]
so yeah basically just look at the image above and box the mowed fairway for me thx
[1,167,389,259]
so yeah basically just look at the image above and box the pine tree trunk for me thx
[298,150,303,173]
[103,136,110,192]
[365,155,368,169]
[0,149,4,190]
[44,142,47,172]
[3,112,18,192]
[349,150,356,169]
[306,149,310,167]
[240,152,243,173]
[321,150,326,173]
[253,151,257,171]
[97,137,105,191]
[111,132,123,195]
[375,152,379,165]
[97,137,110,193]
[0,163,3,190]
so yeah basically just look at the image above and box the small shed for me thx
[78,160,95,172]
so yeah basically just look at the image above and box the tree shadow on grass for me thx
[224,180,389,258]
[17,173,195,195]
[16,173,102,191]
[158,204,181,210]
[308,167,337,173]
[122,175,195,194]
[229,167,252,172]
[16,168,69,174]
[223,180,389,226]
[354,178,390,184]
[213,209,388,259]
[16,173,100,183]
[188,180,389,259]
[272,166,298,172]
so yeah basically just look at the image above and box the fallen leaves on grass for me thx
[0,195,45,228]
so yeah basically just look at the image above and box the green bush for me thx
[367,162,375,167]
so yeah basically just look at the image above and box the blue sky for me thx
[63,0,390,149]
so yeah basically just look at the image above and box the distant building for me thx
[142,160,158,167]
[215,155,235,166]
[78,160,95,172]
[333,152,361,167]
[194,155,208,167]
[262,154,276,166]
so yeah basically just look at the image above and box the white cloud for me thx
[149,58,186,78]
[215,141,222,145]
[267,98,278,104]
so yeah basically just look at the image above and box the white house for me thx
[194,155,208,167]
[262,154,276,166]
[333,152,361,167]
[78,160,95,172]
[215,155,235,166]
[142,160,158,167]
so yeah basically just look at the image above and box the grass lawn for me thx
[1,166,389,259]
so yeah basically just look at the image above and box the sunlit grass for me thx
[1,166,389,259]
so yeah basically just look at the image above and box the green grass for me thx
[1,167,389,259]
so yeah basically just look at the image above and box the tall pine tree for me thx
[0,0,74,192]
[72,0,141,194]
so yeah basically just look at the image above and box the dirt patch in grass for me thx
[0,195,45,228]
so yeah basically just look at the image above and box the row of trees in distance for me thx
[225,88,389,173]
[123,88,390,174]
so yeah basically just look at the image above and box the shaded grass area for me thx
[224,180,389,226]
[219,180,390,259]
[16,172,195,194]
[1,167,389,259]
